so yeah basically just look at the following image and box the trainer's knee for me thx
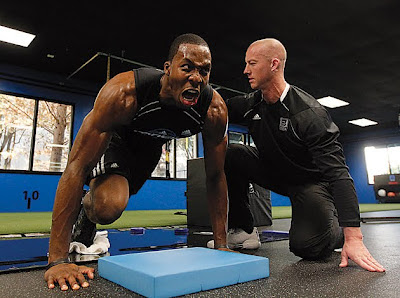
[289,234,332,260]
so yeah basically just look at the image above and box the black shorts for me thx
[87,133,163,195]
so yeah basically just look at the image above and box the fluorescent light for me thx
[0,25,35,47]
[349,118,378,127]
[317,96,349,108]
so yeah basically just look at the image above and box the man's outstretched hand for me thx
[339,227,385,272]
[45,263,95,291]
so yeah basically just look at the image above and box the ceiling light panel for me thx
[348,118,378,127]
[0,25,35,47]
[317,96,349,108]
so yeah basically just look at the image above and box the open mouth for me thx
[181,89,200,105]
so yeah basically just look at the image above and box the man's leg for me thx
[71,174,130,247]
[82,141,162,225]
[225,143,262,234]
[72,137,162,246]
[85,174,130,225]
[209,143,274,249]
[288,182,344,260]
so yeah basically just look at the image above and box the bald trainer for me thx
[209,38,385,272]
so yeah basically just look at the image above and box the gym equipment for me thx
[99,247,269,297]
[374,174,400,203]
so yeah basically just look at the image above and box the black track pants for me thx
[225,143,344,260]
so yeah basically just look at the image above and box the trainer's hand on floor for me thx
[45,263,95,290]
[339,238,385,272]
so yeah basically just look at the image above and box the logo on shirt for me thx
[279,117,289,131]
[252,114,261,120]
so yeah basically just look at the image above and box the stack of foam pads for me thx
[99,247,269,297]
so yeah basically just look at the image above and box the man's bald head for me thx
[244,38,287,93]
[248,38,287,70]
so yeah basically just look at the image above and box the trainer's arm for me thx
[202,90,229,249]
[45,71,137,290]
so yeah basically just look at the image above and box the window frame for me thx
[150,135,199,181]
[0,90,75,175]
[364,144,400,185]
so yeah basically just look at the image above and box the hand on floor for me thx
[45,263,95,291]
[339,237,385,272]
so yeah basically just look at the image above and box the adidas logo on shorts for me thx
[111,163,119,169]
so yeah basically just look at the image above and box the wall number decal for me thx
[23,190,39,209]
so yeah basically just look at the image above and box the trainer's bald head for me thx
[244,38,287,94]
[248,38,287,69]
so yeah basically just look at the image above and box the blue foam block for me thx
[98,247,269,297]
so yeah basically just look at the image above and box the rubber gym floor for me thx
[0,208,399,297]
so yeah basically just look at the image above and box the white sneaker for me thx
[207,227,261,250]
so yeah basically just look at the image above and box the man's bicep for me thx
[67,112,112,176]
[67,71,137,174]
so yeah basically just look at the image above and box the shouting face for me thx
[162,43,211,108]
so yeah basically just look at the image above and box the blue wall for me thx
[0,172,186,212]
[0,65,96,212]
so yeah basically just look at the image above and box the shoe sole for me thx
[229,239,261,250]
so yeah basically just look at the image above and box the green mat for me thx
[1,204,400,235]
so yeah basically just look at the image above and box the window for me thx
[364,145,400,184]
[151,135,197,179]
[175,137,196,178]
[228,131,255,147]
[0,93,73,172]
[151,141,175,178]
[0,95,34,170]
[228,131,245,145]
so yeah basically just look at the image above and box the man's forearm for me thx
[206,174,228,247]
[48,171,85,262]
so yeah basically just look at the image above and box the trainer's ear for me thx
[270,58,280,72]
[164,61,171,76]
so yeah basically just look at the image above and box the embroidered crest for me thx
[279,117,289,131]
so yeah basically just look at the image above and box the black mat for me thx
[0,213,399,297]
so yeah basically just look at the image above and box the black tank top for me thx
[124,67,213,144]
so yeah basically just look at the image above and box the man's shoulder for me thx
[224,91,260,125]
[133,67,164,89]
[287,85,338,135]
[286,85,325,114]
[227,90,260,109]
